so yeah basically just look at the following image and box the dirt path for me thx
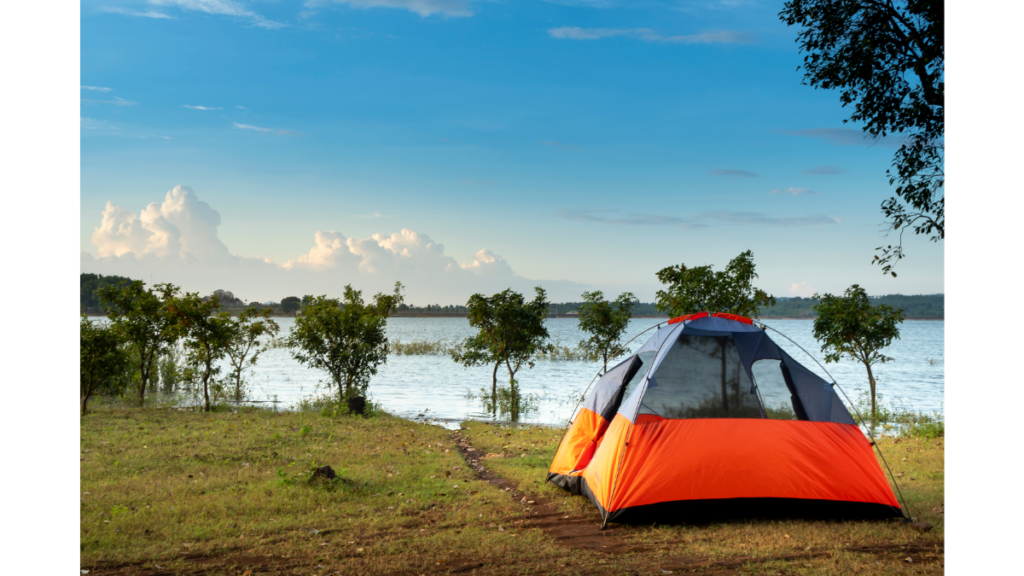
[450,429,641,554]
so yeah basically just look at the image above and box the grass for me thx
[82,407,944,575]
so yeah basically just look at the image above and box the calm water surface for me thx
[243,318,944,426]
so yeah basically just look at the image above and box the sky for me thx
[80,0,944,305]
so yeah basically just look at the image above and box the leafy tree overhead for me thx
[577,291,638,374]
[80,316,130,416]
[224,307,280,402]
[281,296,301,314]
[812,284,905,420]
[451,288,550,420]
[655,251,776,318]
[288,283,404,402]
[780,0,943,276]
[171,293,236,412]
[98,281,183,406]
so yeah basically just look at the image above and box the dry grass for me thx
[81,408,944,575]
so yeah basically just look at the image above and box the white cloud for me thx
[85,186,588,303]
[356,212,388,219]
[232,122,297,135]
[182,105,222,110]
[789,282,814,297]
[91,185,231,263]
[81,86,114,92]
[100,7,175,19]
[769,187,818,196]
[313,0,473,17]
[548,27,755,44]
[81,117,110,130]
[82,97,138,106]
[148,0,285,28]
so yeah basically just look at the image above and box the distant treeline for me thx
[80,274,943,319]
[763,294,944,319]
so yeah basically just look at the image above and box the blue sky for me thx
[80,0,944,304]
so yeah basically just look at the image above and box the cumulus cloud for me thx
[789,282,814,297]
[555,209,838,228]
[182,105,222,110]
[803,165,845,175]
[84,186,588,303]
[708,169,757,178]
[149,0,285,29]
[548,27,755,44]
[769,187,817,196]
[313,0,473,17]
[91,185,231,263]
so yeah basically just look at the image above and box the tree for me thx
[281,296,301,314]
[224,307,281,401]
[288,283,404,402]
[80,273,135,312]
[171,293,236,412]
[577,291,638,374]
[780,0,943,275]
[655,251,776,318]
[452,288,550,419]
[812,284,904,420]
[80,316,130,416]
[98,281,182,406]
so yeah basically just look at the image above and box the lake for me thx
[241,317,944,427]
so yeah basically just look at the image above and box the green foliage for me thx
[280,296,301,314]
[80,316,130,415]
[288,283,404,401]
[452,288,550,420]
[80,273,136,312]
[763,293,943,319]
[223,307,281,402]
[655,250,776,318]
[576,291,638,373]
[780,0,943,275]
[170,293,236,412]
[813,284,905,420]
[98,281,183,405]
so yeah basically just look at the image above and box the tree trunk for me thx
[865,362,877,422]
[491,362,500,415]
[138,356,149,406]
[202,353,212,412]
[81,390,90,416]
[602,351,608,375]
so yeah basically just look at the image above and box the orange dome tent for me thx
[548,312,905,526]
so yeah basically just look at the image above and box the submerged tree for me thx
[224,307,281,401]
[812,284,904,420]
[452,288,550,420]
[171,293,235,412]
[80,316,130,416]
[780,0,943,275]
[98,281,182,406]
[288,283,404,402]
[577,291,638,374]
[655,250,776,318]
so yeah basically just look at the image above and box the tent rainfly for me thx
[548,312,905,526]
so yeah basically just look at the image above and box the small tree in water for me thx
[80,316,130,416]
[171,293,235,412]
[98,281,182,406]
[655,250,776,318]
[812,284,904,422]
[288,283,404,402]
[577,291,638,374]
[224,307,281,402]
[452,288,550,420]
[654,251,775,415]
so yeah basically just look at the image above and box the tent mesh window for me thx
[641,335,762,419]
[751,359,800,420]
[621,351,656,404]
